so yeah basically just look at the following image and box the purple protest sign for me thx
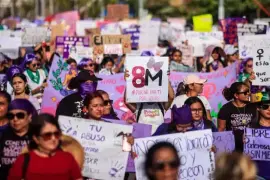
[41,54,77,115]
[106,119,152,172]
[55,36,90,59]
[219,17,248,44]
[122,25,140,49]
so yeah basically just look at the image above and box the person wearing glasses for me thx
[23,53,47,104]
[0,99,37,180]
[8,113,83,180]
[218,82,257,152]
[144,142,180,180]
[96,90,119,120]
[78,58,96,73]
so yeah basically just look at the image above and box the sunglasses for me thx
[260,104,270,110]
[39,131,61,141]
[237,91,250,95]
[7,112,26,120]
[104,100,113,106]
[85,63,94,67]
[152,160,179,171]
[246,64,253,68]
[32,63,40,68]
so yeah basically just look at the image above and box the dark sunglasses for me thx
[7,112,26,120]
[237,91,250,95]
[260,104,270,110]
[85,63,94,67]
[104,100,113,106]
[152,160,179,171]
[246,64,253,68]
[39,131,61,141]
[32,63,40,68]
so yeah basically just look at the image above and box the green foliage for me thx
[210,102,223,118]
[49,58,68,91]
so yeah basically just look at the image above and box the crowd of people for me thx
[0,16,269,180]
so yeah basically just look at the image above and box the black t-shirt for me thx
[56,92,84,119]
[218,101,257,152]
[0,127,30,180]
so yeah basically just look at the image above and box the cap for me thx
[183,74,207,85]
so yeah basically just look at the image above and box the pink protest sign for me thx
[54,11,80,36]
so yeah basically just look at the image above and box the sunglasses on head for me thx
[104,100,113,106]
[7,112,26,120]
[39,131,61,141]
[246,64,253,68]
[152,160,179,171]
[260,104,270,110]
[237,91,250,95]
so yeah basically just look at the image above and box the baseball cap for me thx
[183,74,207,85]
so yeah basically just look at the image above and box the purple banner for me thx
[219,17,248,44]
[122,25,140,49]
[55,36,90,58]
[106,119,152,172]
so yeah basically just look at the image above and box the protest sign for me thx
[54,11,80,36]
[139,20,161,50]
[76,20,96,36]
[0,36,21,59]
[159,22,172,41]
[100,22,121,35]
[237,23,267,36]
[41,54,77,115]
[177,44,194,67]
[122,25,140,49]
[193,14,213,32]
[106,120,152,172]
[21,27,50,46]
[58,116,133,179]
[245,128,270,161]
[170,23,186,47]
[219,17,248,44]
[69,46,93,62]
[213,131,235,157]
[50,24,65,54]
[85,28,101,37]
[106,4,129,21]
[133,129,215,180]
[125,56,169,103]
[186,31,224,41]
[55,36,90,59]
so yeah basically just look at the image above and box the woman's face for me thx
[235,85,250,102]
[8,109,31,133]
[87,97,104,120]
[190,83,204,94]
[84,61,95,72]
[150,148,179,180]
[211,49,219,60]
[101,93,111,115]
[0,96,9,119]
[190,102,204,121]
[27,59,39,72]
[172,52,182,62]
[105,61,114,70]
[259,104,270,119]
[12,76,26,95]
[245,60,253,74]
[70,62,77,69]
[34,122,61,152]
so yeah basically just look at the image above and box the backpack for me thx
[136,103,165,122]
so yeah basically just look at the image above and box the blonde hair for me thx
[214,152,257,180]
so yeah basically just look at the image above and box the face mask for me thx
[79,82,96,96]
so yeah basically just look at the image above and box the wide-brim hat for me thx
[68,70,102,89]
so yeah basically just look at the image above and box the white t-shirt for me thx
[171,94,211,110]
[99,68,115,75]
[136,103,164,134]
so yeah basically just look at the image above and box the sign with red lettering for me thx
[125,56,169,103]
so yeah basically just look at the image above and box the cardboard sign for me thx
[21,27,50,46]
[213,131,235,157]
[193,14,213,32]
[133,129,215,180]
[245,128,270,161]
[106,4,129,20]
[50,24,65,54]
[85,28,101,37]
[237,23,267,36]
[58,116,133,179]
[55,36,90,59]
[125,56,169,103]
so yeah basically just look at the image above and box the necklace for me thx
[26,69,40,84]
[259,120,270,127]
[234,102,247,125]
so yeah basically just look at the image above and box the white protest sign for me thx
[125,56,169,103]
[76,20,96,36]
[21,27,50,46]
[0,36,21,59]
[159,22,172,41]
[170,23,186,47]
[133,129,215,180]
[213,131,235,157]
[104,44,123,55]
[186,31,224,41]
[101,23,121,35]
[237,23,267,36]
[139,20,161,50]
[58,116,133,179]
[177,44,194,67]
[69,46,93,63]
[245,128,270,161]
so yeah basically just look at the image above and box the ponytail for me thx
[176,82,188,97]
[222,82,247,101]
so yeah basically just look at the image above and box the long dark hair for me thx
[11,73,31,95]
[184,97,208,121]
[28,113,62,150]
[176,82,189,96]
[222,82,248,101]
[0,90,11,103]
[145,142,180,180]
[83,91,104,108]
[100,56,114,69]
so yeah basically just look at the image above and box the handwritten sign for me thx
[21,27,50,46]
[245,128,270,161]
[177,44,194,67]
[85,28,101,37]
[106,4,129,21]
[170,23,186,47]
[106,120,152,172]
[101,22,121,35]
[55,36,90,59]
[193,14,213,32]
[139,20,161,50]
[122,25,140,49]
[237,23,267,36]
[133,129,215,180]
[59,116,133,179]
[125,56,169,103]
[159,22,172,41]
[213,131,235,157]
[104,44,123,55]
